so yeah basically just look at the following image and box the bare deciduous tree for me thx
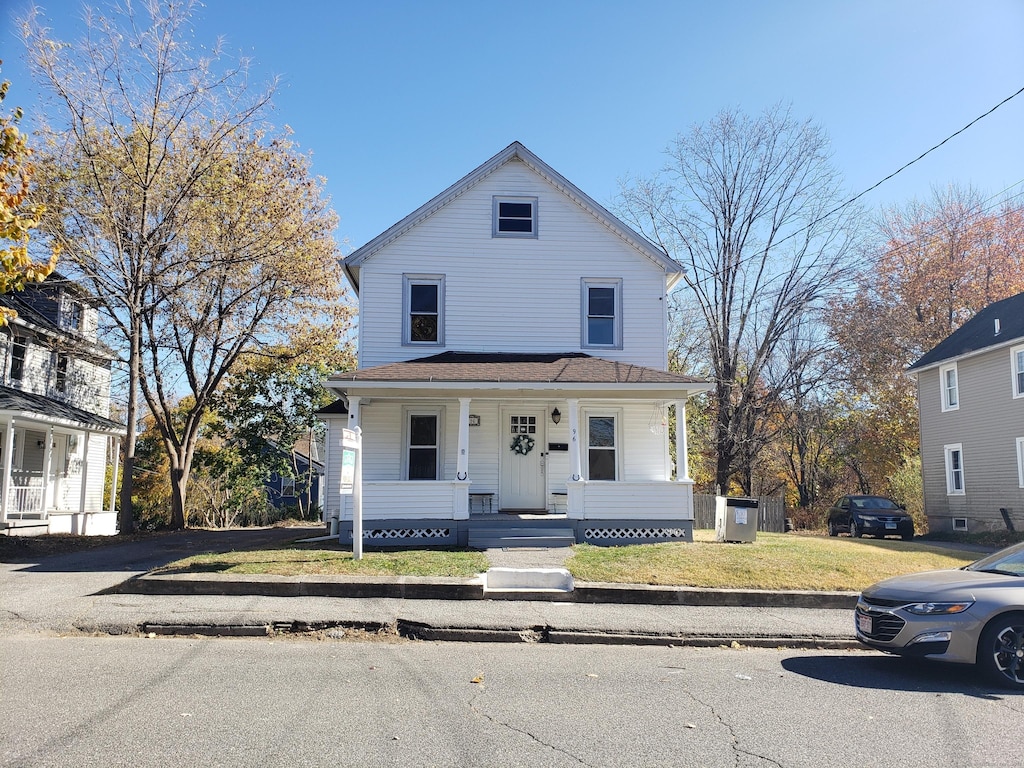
[620,104,862,494]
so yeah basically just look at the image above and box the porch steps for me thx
[470,528,576,548]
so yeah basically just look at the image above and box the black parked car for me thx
[826,495,914,540]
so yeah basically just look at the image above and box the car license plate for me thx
[885,522,897,529]
[856,612,872,635]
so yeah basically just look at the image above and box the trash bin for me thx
[715,496,758,543]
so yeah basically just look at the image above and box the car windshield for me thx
[965,542,1024,576]
[851,497,899,511]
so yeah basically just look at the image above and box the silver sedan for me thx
[855,541,1024,688]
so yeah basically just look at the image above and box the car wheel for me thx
[849,519,861,538]
[828,520,838,537]
[901,532,914,541]
[978,614,1024,689]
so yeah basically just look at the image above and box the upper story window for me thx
[582,278,622,349]
[492,196,538,238]
[61,298,83,332]
[403,274,445,346]
[1012,345,1024,399]
[940,362,959,412]
[9,336,27,381]
[55,353,69,394]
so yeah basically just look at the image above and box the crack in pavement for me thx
[468,685,592,766]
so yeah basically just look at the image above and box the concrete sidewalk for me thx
[0,526,861,648]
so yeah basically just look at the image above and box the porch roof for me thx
[326,352,711,399]
[0,385,126,434]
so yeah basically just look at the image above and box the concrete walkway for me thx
[0,526,882,647]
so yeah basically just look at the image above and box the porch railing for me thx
[7,485,46,517]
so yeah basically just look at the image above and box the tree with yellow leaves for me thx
[0,62,56,323]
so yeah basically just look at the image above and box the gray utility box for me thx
[715,496,758,543]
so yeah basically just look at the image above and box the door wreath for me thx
[510,433,536,455]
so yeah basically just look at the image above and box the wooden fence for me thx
[693,494,787,533]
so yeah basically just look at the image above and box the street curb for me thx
[121,618,861,649]
[109,572,858,610]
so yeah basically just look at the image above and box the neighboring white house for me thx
[0,274,125,535]
[908,291,1024,533]
[321,142,711,546]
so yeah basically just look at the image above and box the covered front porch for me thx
[322,353,711,546]
[0,391,125,536]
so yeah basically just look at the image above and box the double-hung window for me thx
[9,336,27,381]
[492,196,538,238]
[944,443,965,495]
[587,413,619,480]
[1012,345,1024,399]
[55,353,69,394]
[940,363,959,411]
[403,275,445,346]
[582,278,622,349]
[405,409,442,480]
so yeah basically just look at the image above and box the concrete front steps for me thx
[468,514,575,549]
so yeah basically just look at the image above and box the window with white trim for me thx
[1017,437,1024,489]
[586,412,619,480]
[582,278,622,349]
[9,336,27,381]
[404,408,443,480]
[1012,345,1024,399]
[402,275,445,346]
[492,196,538,237]
[940,362,959,411]
[281,475,296,497]
[944,443,965,495]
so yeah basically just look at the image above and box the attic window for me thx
[493,196,538,238]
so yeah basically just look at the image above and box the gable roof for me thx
[908,291,1024,372]
[341,142,681,293]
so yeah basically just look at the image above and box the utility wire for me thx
[773,84,1024,250]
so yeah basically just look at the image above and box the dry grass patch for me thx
[154,544,490,578]
[565,530,980,591]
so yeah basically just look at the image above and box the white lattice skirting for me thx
[585,527,687,540]
[364,528,452,540]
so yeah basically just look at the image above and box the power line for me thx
[775,84,1024,249]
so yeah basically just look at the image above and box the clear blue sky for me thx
[4,0,1023,251]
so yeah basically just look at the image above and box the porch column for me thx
[453,398,471,520]
[42,426,54,512]
[675,399,691,481]
[79,430,91,527]
[567,398,582,482]
[0,419,13,523]
[566,398,584,520]
[346,397,361,553]
[108,435,120,515]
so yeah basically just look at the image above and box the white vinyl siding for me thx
[1013,345,1024,399]
[357,161,669,369]
[944,443,965,495]
[940,362,959,411]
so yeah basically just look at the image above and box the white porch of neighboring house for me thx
[0,395,125,536]
[321,353,710,547]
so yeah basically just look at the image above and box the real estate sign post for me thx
[340,428,362,559]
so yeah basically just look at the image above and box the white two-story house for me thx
[321,142,710,547]
[908,291,1024,534]
[0,274,125,535]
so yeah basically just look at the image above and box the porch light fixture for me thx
[551,408,561,424]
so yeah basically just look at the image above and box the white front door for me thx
[499,408,545,511]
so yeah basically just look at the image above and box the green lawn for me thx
[565,530,980,592]
[147,529,983,592]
